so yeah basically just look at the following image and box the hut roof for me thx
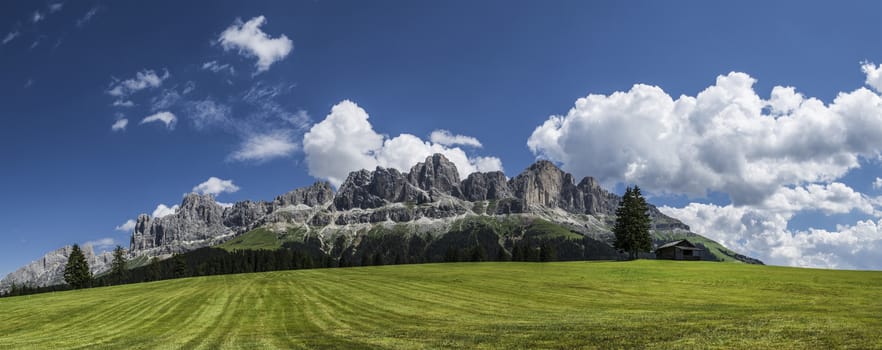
[656,239,702,250]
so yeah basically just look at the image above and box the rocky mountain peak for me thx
[407,154,462,197]
[461,171,513,201]
[275,181,334,207]
[0,244,111,293]
[130,191,232,254]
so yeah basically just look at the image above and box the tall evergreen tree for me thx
[110,245,128,284]
[613,186,652,260]
[63,244,92,289]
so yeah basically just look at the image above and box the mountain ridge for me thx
[1,154,760,292]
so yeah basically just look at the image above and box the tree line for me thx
[2,187,654,298]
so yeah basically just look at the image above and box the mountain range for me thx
[0,154,761,292]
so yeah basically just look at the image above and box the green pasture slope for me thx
[2,261,881,349]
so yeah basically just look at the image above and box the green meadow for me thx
[1,261,881,349]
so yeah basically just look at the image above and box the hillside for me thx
[2,261,880,349]
[1,154,761,293]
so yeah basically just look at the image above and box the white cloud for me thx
[84,238,116,251]
[202,60,235,75]
[658,182,878,268]
[152,204,179,218]
[150,90,181,111]
[111,119,128,131]
[113,100,134,107]
[185,99,232,131]
[140,111,176,129]
[192,177,240,196]
[32,11,44,23]
[2,31,18,45]
[229,131,298,162]
[528,64,882,206]
[874,178,882,190]
[23,79,34,88]
[660,198,882,270]
[76,7,99,27]
[114,219,136,232]
[862,61,882,93]
[430,130,483,148]
[49,3,63,13]
[218,16,293,72]
[303,100,504,187]
[107,69,170,97]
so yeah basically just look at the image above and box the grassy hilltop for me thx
[2,261,881,349]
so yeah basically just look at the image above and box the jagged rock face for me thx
[461,171,513,201]
[224,200,271,230]
[0,245,111,292]
[2,153,721,290]
[508,160,619,216]
[333,167,431,210]
[130,193,232,255]
[274,181,334,208]
[509,160,580,211]
[334,169,388,210]
[407,154,463,198]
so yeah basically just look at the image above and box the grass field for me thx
[216,228,282,251]
[2,261,881,349]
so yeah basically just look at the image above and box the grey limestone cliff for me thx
[3,153,720,291]
[130,193,233,255]
[0,245,111,292]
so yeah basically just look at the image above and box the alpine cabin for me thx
[655,239,702,261]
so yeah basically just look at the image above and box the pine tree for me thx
[173,254,188,278]
[110,245,128,284]
[63,244,92,289]
[613,186,652,260]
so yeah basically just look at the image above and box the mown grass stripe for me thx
[1,261,881,349]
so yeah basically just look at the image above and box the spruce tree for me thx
[613,186,653,260]
[63,244,92,289]
[110,245,128,284]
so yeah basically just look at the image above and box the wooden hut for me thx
[655,239,702,261]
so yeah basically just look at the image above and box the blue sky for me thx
[2,0,882,275]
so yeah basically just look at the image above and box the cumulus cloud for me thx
[528,64,882,206]
[107,69,170,98]
[2,31,19,45]
[218,16,293,72]
[528,63,882,269]
[660,184,882,270]
[229,131,298,162]
[430,130,483,148]
[111,118,128,131]
[303,100,504,187]
[874,178,882,190]
[192,177,240,196]
[152,204,179,218]
[32,11,44,23]
[84,238,116,251]
[862,61,882,93]
[140,111,176,129]
[49,3,63,13]
[115,219,136,232]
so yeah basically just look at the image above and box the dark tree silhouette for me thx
[613,186,652,260]
[63,244,92,289]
